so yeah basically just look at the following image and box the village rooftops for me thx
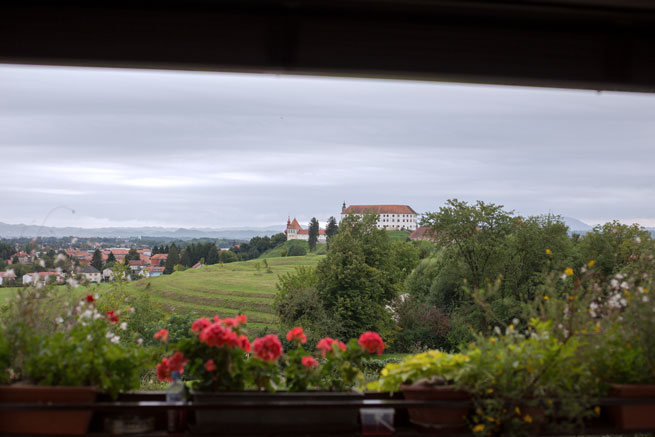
[79,265,100,274]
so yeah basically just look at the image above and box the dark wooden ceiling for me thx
[2,0,655,92]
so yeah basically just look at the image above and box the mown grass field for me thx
[127,255,324,331]
[0,255,324,332]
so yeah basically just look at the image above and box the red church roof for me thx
[287,218,302,230]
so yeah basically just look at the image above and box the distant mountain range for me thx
[0,222,285,240]
[561,217,594,232]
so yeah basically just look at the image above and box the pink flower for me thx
[236,314,248,325]
[154,329,169,341]
[191,318,211,334]
[316,337,346,357]
[204,359,217,372]
[252,334,283,362]
[156,358,171,381]
[286,327,307,344]
[167,351,188,373]
[199,323,239,348]
[301,356,318,369]
[239,335,251,353]
[358,331,385,355]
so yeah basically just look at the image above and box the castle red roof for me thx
[342,205,417,215]
[287,218,302,230]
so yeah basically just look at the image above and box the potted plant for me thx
[588,272,655,430]
[155,315,385,433]
[0,288,150,435]
[367,350,471,432]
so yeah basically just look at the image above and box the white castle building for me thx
[285,218,328,242]
[340,203,418,230]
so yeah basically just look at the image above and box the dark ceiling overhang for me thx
[2,0,655,92]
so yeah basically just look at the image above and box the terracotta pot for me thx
[0,385,97,435]
[607,383,655,430]
[400,384,471,433]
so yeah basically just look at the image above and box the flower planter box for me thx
[607,384,655,430]
[400,384,471,433]
[191,391,362,433]
[0,385,96,435]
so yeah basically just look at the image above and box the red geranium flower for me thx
[252,334,283,362]
[316,337,346,357]
[199,323,239,348]
[167,351,188,373]
[85,294,94,303]
[301,356,318,369]
[191,317,211,334]
[204,359,217,372]
[236,314,248,325]
[239,335,251,353]
[154,329,169,341]
[106,310,119,323]
[358,331,385,355]
[286,327,307,344]
[156,358,171,382]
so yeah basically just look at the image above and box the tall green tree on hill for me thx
[325,216,338,248]
[164,244,180,274]
[106,252,116,265]
[314,212,419,339]
[90,249,103,271]
[308,218,320,252]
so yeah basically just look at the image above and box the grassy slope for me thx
[1,255,324,331]
[126,256,324,331]
[386,230,411,242]
[260,240,327,258]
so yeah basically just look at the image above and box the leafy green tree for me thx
[125,248,140,262]
[106,252,117,265]
[577,220,653,279]
[206,245,220,265]
[325,216,338,247]
[315,213,413,339]
[308,218,319,251]
[164,244,180,274]
[286,242,308,257]
[90,249,103,271]
[220,250,238,263]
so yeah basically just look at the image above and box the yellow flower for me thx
[486,388,494,395]
[587,259,596,268]
[543,296,549,301]
[564,267,574,276]
[594,406,601,415]
[486,416,496,423]
[508,324,514,330]
[545,249,552,255]
[489,337,496,343]
[523,414,533,423]
[594,322,601,333]
[546,399,553,405]
[472,424,485,433]
[515,406,521,415]
[644,288,650,294]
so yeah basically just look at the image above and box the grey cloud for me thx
[1,64,655,228]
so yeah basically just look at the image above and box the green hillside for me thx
[386,230,411,241]
[127,256,323,331]
[0,255,323,332]
[260,240,327,258]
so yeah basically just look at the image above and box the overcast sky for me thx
[1,64,655,229]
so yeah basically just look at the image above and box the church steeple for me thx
[342,201,346,212]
